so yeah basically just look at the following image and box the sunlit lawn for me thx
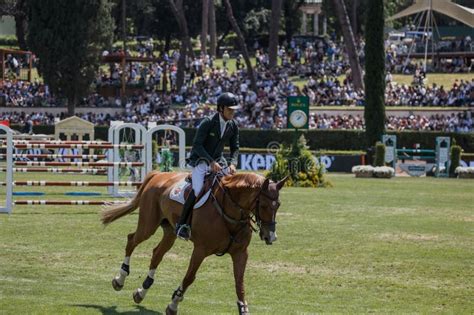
[0,173,472,314]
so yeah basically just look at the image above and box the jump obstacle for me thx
[0,123,187,214]
[382,135,451,177]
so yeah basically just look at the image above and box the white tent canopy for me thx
[386,0,474,28]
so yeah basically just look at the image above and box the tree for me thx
[282,0,303,43]
[201,0,209,56]
[168,0,195,91]
[209,0,217,57]
[223,0,257,92]
[0,0,28,50]
[27,0,114,116]
[364,0,385,150]
[268,0,282,70]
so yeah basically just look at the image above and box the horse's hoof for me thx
[133,290,144,304]
[112,278,123,291]
[166,305,177,315]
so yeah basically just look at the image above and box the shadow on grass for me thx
[73,304,162,315]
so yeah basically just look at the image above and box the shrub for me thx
[374,142,386,166]
[266,134,331,188]
[449,145,462,176]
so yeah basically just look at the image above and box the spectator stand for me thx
[0,48,33,85]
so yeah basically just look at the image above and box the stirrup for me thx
[176,224,191,240]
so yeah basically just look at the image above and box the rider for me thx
[175,92,241,240]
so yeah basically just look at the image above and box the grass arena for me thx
[0,171,472,314]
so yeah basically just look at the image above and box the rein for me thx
[209,173,278,256]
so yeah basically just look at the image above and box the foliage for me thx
[374,142,386,166]
[364,0,385,149]
[243,8,271,35]
[0,35,18,46]
[449,144,462,176]
[26,0,114,115]
[159,147,174,172]
[266,133,330,188]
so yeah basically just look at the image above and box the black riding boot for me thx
[176,191,196,240]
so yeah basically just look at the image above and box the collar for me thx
[219,113,229,125]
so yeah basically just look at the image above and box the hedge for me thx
[11,125,474,153]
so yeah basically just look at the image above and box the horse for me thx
[101,170,288,315]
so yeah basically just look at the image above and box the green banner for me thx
[287,96,309,129]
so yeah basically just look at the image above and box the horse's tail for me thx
[100,171,159,225]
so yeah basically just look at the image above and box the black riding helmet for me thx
[217,92,241,110]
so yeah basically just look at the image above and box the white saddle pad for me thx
[169,178,211,209]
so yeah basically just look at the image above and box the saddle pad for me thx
[169,178,211,209]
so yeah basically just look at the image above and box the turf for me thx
[0,173,472,314]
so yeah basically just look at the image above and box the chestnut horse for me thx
[101,171,287,315]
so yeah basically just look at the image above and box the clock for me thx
[289,110,308,129]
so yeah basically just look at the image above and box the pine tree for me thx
[27,0,114,116]
[364,0,385,150]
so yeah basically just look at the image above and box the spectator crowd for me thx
[0,36,472,133]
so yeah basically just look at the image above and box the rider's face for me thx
[222,107,235,121]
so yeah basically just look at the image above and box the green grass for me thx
[0,172,472,314]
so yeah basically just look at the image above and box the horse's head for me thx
[256,176,288,245]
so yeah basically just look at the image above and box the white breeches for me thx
[191,162,230,196]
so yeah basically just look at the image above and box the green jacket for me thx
[186,113,239,167]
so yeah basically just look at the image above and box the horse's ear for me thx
[276,176,289,190]
[262,178,270,191]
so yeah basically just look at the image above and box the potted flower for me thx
[455,167,474,179]
[352,165,375,178]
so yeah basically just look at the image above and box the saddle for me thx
[169,173,215,209]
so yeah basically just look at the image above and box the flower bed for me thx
[352,165,394,178]
[455,167,474,179]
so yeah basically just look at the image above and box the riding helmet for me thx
[217,92,240,110]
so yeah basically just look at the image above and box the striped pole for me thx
[14,200,127,205]
[9,144,144,149]
[1,181,141,187]
[9,140,113,145]
[14,161,143,167]
[0,168,107,174]
[0,154,107,159]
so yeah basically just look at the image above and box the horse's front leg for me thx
[166,248,206,315]
[232,249,249,315]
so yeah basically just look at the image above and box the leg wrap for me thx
[142,276,154,290]
[237,301,249,315]
[121,263,130,275]
[168,285,184,312]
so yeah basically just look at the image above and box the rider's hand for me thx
[210,161,222,173]
[229,164,237,175]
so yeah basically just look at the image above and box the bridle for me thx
[211,172,280,233]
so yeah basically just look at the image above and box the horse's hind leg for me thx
[133,221,177,303]
[112,206,161,291]
[166,248,206,315]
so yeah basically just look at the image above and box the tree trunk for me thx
[176,40,187,91]
[201,0,209,56]
[164,33,171,53]
[14,14,28,51]
[67,95,76,117]
[223,0,257,92]
[168,0,194,91]
[332,0,364,91]
[209,0,217,57]
[351,0,358,36]
[168,0,195,59]
[14,0,28,50]
[269,0,283,70]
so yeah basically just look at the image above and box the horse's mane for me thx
[221,173,265,189]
